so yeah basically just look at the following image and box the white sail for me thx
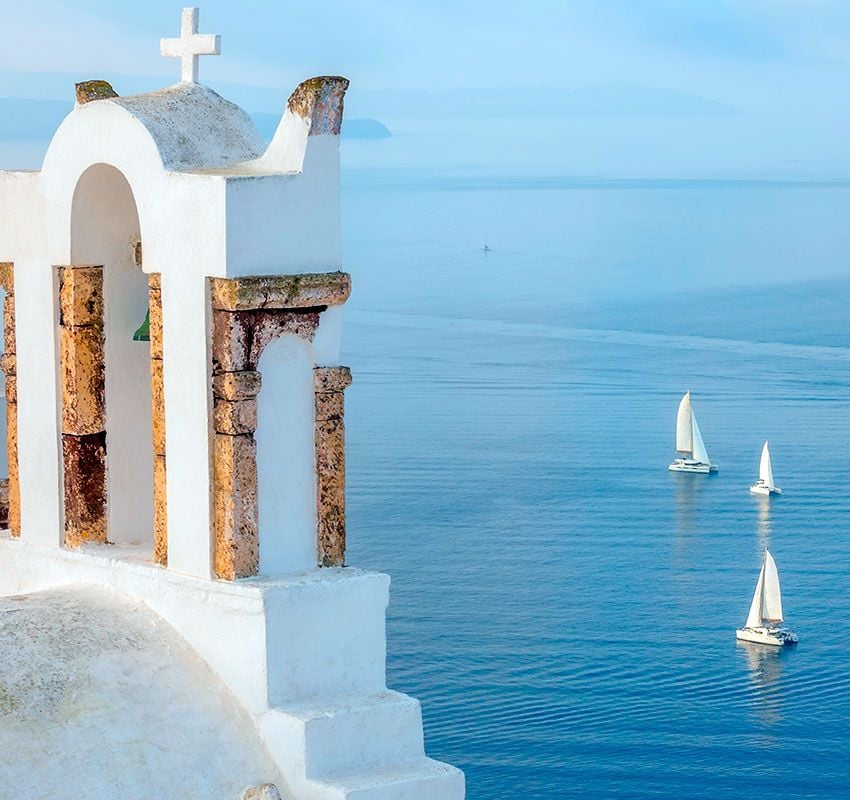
[745,560,766,629]
[759,440,775,490]
[762,550,783,623]
[676,392,693,455]
[744,550,784,628]
[691,413,710,465]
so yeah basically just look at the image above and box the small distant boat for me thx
[750,440,781,496]
[482,237,491,252]
[736,549,797,647]
[668,391,718,474]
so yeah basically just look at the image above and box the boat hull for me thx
[736,627,797,647]
[669,459,718,474]
[750,483,782,496]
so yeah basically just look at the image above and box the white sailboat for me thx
[750,440,781,496]
[736,549,797,646]
[668,391,718,474]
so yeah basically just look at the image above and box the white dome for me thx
[0,587,287,799]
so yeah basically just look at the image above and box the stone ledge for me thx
[210,273,351,311]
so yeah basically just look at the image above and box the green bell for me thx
[132,309,150,342]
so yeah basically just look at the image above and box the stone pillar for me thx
[58,265,107,547]
[208,273,350,580]
[0,263,18,536]
[314,366,352,567]
[149,273,168,565]
[211,368,261,580]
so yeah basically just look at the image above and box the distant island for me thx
[0,97,391,142]
[250,112,391,140]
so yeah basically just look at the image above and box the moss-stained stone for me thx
[60,324,105,435]
[0,263,14,294]
[287,76,349,136]
[153,454,167,566]
[209,273,350,312]
[75,80,118,105]
[214,398,257,436]
[59,266,104,328]
[212,370,262,401]
[63,432,107,547]
[213,433,259,580]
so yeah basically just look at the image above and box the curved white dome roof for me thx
[0,587,286,799]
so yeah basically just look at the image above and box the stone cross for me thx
[160,7,221,84]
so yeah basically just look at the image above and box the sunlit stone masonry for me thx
[0,7,465,799]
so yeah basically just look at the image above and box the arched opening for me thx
[66,164,153,547]
[255,334,317,574]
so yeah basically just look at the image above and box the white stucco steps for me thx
[260,691,425,778]
[313,757,465,800]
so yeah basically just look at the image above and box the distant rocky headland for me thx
[0,97,391,141]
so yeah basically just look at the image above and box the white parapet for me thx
[0,535,465,799]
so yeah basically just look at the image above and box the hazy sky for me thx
[2,0,850,112]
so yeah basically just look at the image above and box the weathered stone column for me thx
[148,273,168,565]
[208,272,350,580]
[0,263,19,535]
[211,368,261,580]
[58,265,107,547]
[314,366,352,567]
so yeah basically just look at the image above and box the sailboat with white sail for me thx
[736,549,797,646]
[750,440,781,496]
[668,391,718,474]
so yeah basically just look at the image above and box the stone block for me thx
[214,398,257,435]
[60,325,105,435]
[74,79,118,104]
[213,433,259,580]
[153,454,167,566]
[148,277,163,360]
[4,375,15,405]
[316,415,346,567]
[0,263,13,294]
[209,272,351,311]
[59,266,103,328]
[0,354,15,376]
[0,478,8,529]
[250,310,320,364]
[314,365,352,394]
[211,310,253,373]
[63,432,107,547]
[212,370,262,401]
[3,293,15,355]
[150,357,166,456]
[315,390,344,422]
[4,400,18,537]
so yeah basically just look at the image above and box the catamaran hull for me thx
[750,484,782,496]
[736,627,797,647]
[669,459,718,474]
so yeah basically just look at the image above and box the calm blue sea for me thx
[340,134,850,799]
